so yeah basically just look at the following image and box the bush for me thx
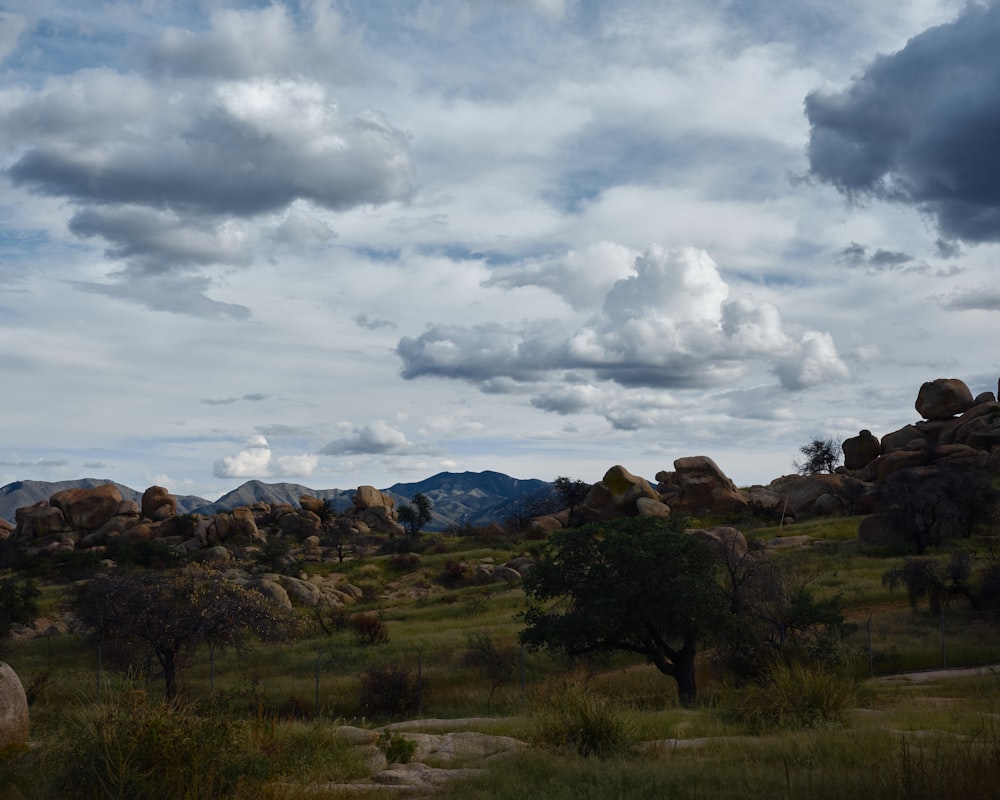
[359,664,421,718]
[532,681,638,759]
[351,614,389,645]
[377,731,416,764]
[722,661,857,732]
[441,559,470,587]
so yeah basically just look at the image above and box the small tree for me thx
[398,492,433,537]
[553,476,591,516]
[794,437,841,475]
[69,567,295,699]
[464,631,518,700]
[521,516,728,706]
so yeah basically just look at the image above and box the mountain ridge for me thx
[0,471,554,530]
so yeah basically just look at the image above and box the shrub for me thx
[351,614,389,645]
[377,731,416,764]
[722,660,857,732]
[359,664,421,718]
[532,681,638,759]
[441,559,470,587]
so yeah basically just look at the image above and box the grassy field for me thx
[3,517,1000,798]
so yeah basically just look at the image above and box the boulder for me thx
[879,424,929,454]
[141,486,176,521]
[636,497,671,519]
[841,429,881,470]
[657,456,748,517]
[0,662,29,748]
[765,473,867,518]
[354,486,393,510]
[915,378,975,420]
[299,495,326,516]
[248,578,292,610]
[577,465,660,522]
[230,506,263,544]
[0,519,12,541]
[50,485,123,531]
[14,501,69,541]
[527,516,563,537]
[939,401,1000,448]
[281,577,322,607]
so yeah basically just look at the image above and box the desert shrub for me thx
[106,538,180,569]
[359,664,421,718]
[52,690,261,798]
[388,552,421,572]
[0,576,40,638]
[722,660,857,732]
[376,731,416,764]
[532,681,638,758]
[351,614,389,645]
[441,559,470,587]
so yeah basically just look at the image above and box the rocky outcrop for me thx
[656,456,748,517]
[689,526,748,564]
[0,662,29,748]
[345,486,405,537]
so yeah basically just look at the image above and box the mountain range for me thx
[0,471,554,531]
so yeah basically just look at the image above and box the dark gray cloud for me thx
[202,393,271,406]
[837,241,916,272]
[9,104,413,217]
[942,288,1000,312]
[806,3,1000,243]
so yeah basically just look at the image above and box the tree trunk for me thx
[163,649,177,700]
[674,646,697,708]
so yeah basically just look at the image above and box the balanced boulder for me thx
[915,378,975,420]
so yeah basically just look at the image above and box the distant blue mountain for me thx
[0,471,553,529]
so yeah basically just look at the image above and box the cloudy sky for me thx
[2,0,998,500]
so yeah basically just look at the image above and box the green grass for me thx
[5,516,1000,797]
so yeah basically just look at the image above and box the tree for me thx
[521,516,727,706]
[719,551,853,678]
[878,462,998,554]
[69,567,295,699]
[398,492,433,537]
[794,437,841,475]
[553,476,591,516]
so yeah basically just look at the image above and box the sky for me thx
[1,0,999,501]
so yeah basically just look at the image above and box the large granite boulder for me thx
[141,486,176,521]
[657,456,748,517]
[939,401,1000,449]
[842,429,881,471]
[578,465,660,522]
[689,526,748,564]
[0,662,29,747]
[916,378,975,420]
[14,501,69,541]
[50,485,123,531]
[765,473,869,519]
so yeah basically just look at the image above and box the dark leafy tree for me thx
[883,552,986,614]
[521,516,728,706]
[500,488,560,534]
[879,462,998,554]
[794,437,841,475]
[0,576,39,656]
[69,567,296,699]
[553,476,591,516]
[398,493,433,537]
[719,552,853,678]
